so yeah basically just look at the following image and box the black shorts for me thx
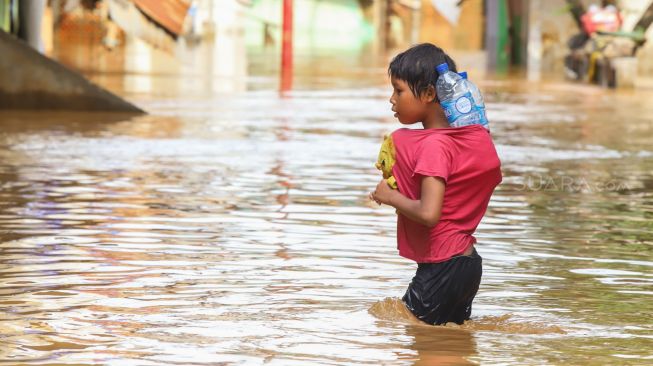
[402,249,482,325]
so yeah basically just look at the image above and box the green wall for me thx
[245,0,374,53]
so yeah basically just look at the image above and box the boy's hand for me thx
[368,191,381,205]
[371,179,396,206]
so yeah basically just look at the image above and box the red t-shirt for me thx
[391,125,502,263]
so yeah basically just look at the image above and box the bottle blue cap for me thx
[458,71,468,79]
[436,63,449,74]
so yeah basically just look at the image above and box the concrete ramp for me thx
[0,30,144,112]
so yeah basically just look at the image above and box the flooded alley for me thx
[1,67,652,364]
[3,0,653,364]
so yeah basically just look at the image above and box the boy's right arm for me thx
[373,175,445,228]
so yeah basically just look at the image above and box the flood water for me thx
[1,65,653,365]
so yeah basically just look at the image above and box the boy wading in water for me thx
[370,43,502,325]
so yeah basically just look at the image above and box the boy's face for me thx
[389,77,432,125]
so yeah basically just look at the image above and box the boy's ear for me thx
[421,85,437,103]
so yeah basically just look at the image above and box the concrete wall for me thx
[419,0,484,51]
[0,30,144,111]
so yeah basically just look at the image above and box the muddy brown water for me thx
[1,69,652,365]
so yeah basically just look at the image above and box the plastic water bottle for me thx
[458,71,489,130]
[435,63,482,128]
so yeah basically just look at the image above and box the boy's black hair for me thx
[388,43,457,101]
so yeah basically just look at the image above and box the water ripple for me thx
[1,80,652,365]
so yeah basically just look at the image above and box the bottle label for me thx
[455,96,472,114]
[441,92,475,125]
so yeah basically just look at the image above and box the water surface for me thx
[1,73,652,365]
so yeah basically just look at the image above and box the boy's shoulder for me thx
[391,128,452,144]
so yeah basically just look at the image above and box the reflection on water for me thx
[1,75,653,365]
[404,323,478,366]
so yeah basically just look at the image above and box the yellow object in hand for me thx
[375,134,398,190]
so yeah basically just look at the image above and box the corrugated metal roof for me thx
[133,0,190,36]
